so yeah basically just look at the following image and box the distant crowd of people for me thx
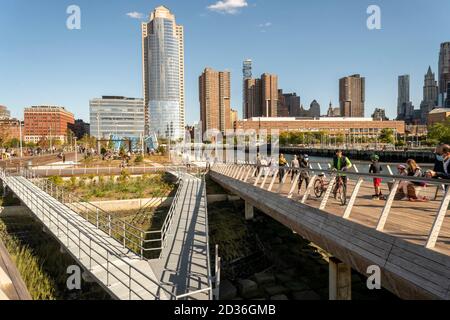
[252,143,449,203]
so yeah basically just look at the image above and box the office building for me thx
[277,90,290,117]
[428,108,450,126]
[372,108,389,121]
[230,109,238,127]
[199,68,231,135]
[0,105,11,120]
[24,106,75,143]
[242,59,252,118]
[89,96,144,139]
[278,91,301,117]
[309,100,321,118]
[244,73,278,118]
[419,67,439,124]
[397,75,411,119]
[142,6,185,140]
[261,74,278,117]
[235,117,405,136]
[244,78,262,119]
[439,42,450,107]
[339,74,365,117]
[70,119,91,139]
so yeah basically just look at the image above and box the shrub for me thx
[135,154,144,163]
[48,176,63,186]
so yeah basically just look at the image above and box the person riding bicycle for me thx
[330,150,352,198]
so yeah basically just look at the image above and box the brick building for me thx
[24,106,75,143]
[235,117,405,136]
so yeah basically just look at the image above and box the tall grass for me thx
[0,220,56,300]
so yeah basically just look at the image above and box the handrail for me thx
[0,169,177,300]
[212,163,450,250]
[215,163,450,186]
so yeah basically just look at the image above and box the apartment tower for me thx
[339,74,365,117]
[142,6,185,140]
[199,68,231,136]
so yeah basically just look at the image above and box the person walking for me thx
[278,154,288,183]
[298,154,311,193]
[291,155,300,181]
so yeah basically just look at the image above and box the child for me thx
[369,154,384,200]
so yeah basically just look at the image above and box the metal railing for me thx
[25,164,187,177]
[1,166,214,300]
[0,169,176,300]
[212,163,450,250]
[14,167,187,259]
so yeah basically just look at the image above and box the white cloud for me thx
[258,22,272,28]
[207,0,248,14]
[126,12,144,19]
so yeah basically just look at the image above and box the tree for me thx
[428,118,450,144]
[379,129,395,144]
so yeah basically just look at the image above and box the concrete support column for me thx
[244,201,254,221]
[329,257,352,300]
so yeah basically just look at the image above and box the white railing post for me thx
[301,175,317,204]
[267,169,278,191]
[253,169,264,187]
[319,176,337,210]
[426,187,450,249]
[376,180,400,231]
[343,177,364,219]
[288,172,300,199]
[276,170,290,193]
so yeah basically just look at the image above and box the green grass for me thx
[58,173,176,202]
[0,216,111,300]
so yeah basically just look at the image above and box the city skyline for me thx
[1,0,450,124]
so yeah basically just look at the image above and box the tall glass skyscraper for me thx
[142,6,185,140]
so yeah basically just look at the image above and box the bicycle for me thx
[314,174,347,206]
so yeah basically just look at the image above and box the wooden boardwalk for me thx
[210,165,450,300]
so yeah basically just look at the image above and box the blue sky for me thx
[1,0,449,123]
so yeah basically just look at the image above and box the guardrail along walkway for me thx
[1,173,170,300]
[149,173,212,300]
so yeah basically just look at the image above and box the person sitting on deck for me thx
[429,144,450,184]
[402,159,429,202]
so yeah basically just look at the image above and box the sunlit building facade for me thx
[142,6,185,140]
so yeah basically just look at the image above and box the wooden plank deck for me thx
[210,166,450,300]
[244,170,450,255]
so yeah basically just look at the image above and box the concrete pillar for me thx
[329,257,352,300]
[244,201,254,221]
